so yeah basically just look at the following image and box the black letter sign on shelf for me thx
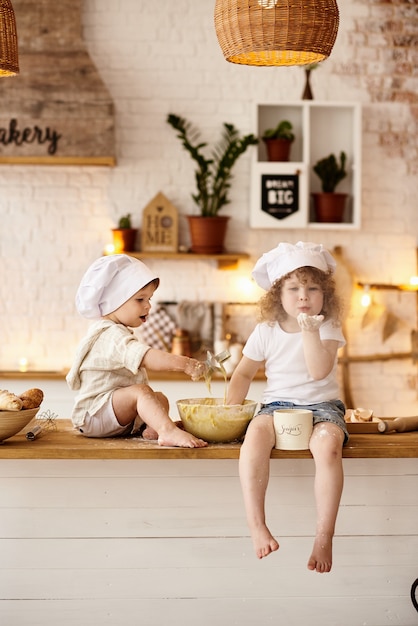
[261,173,299,220]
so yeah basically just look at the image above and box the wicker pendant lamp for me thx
[214,0,339,67]
[0,0,19,76]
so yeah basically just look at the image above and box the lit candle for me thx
[18,357,28,372]
[104,243,115,255]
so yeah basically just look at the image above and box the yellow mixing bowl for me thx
[176,398,257,443]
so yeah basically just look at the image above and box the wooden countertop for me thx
[0,420,417,460]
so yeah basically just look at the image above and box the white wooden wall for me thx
[0,457,417,625]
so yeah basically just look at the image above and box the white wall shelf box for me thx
[250,101,362,230]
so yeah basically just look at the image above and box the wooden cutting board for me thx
[345,419,387,434]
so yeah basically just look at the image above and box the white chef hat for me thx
[252,241,336,291]
[76,254,159,319]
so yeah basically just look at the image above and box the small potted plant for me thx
[112,213,138,253]
[167,113,258,253]
[312,151,348,223]
[262,120,295,162]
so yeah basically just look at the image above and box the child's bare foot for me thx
[307,533,333,573]
[142,425,158,440]
[142,420,184,441]
[158,425,207,448]
[250,524,280,559]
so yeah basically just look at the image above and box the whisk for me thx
[204,349,231,394]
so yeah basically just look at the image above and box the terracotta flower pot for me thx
[112,228,138,253]
[186,215,229,254]
[263,138,293,162]
[311,193,348,223]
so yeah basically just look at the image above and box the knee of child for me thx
[310,425,343,459]
[246,414,275,442]
[131,382,155,400]
[155,391,169,410]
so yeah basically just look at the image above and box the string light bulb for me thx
[360,285,371,308]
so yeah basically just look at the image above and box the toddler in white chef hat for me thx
[226,241,347,571]
[67,254,208,448]
[75,254,160,319]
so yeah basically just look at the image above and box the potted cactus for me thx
[112,213,138,253]
[262,119,295,162]
[311,151,348,223]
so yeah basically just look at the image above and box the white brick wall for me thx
[0,0,417,417]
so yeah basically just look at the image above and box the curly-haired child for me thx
[227,241,348,572]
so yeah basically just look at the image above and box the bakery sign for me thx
[0,118,61,155]
[0,0,116,166]
[261,173,299,220]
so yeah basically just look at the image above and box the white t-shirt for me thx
[243,319,345,405]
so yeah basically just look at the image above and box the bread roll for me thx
[0,389,23,411]
[19,388,44,409]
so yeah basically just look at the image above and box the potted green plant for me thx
[167,113,258,253]
[311,151,348,223]
[262,120,295,162]
[112,213,138,253]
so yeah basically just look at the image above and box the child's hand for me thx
[297,312,324,331]
[184,358,206,381]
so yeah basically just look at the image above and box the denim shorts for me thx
[257,399,349,444]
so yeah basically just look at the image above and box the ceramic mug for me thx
[273,409,313,450]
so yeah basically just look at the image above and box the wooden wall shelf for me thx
[0,369,267,382]
[126,251,249,270]
[0,156,116,166]
[357,281,418,292]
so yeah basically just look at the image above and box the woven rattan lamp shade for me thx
[0,0,18,76]
[214,0,339,67]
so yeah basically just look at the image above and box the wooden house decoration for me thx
[141,192,178,252]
